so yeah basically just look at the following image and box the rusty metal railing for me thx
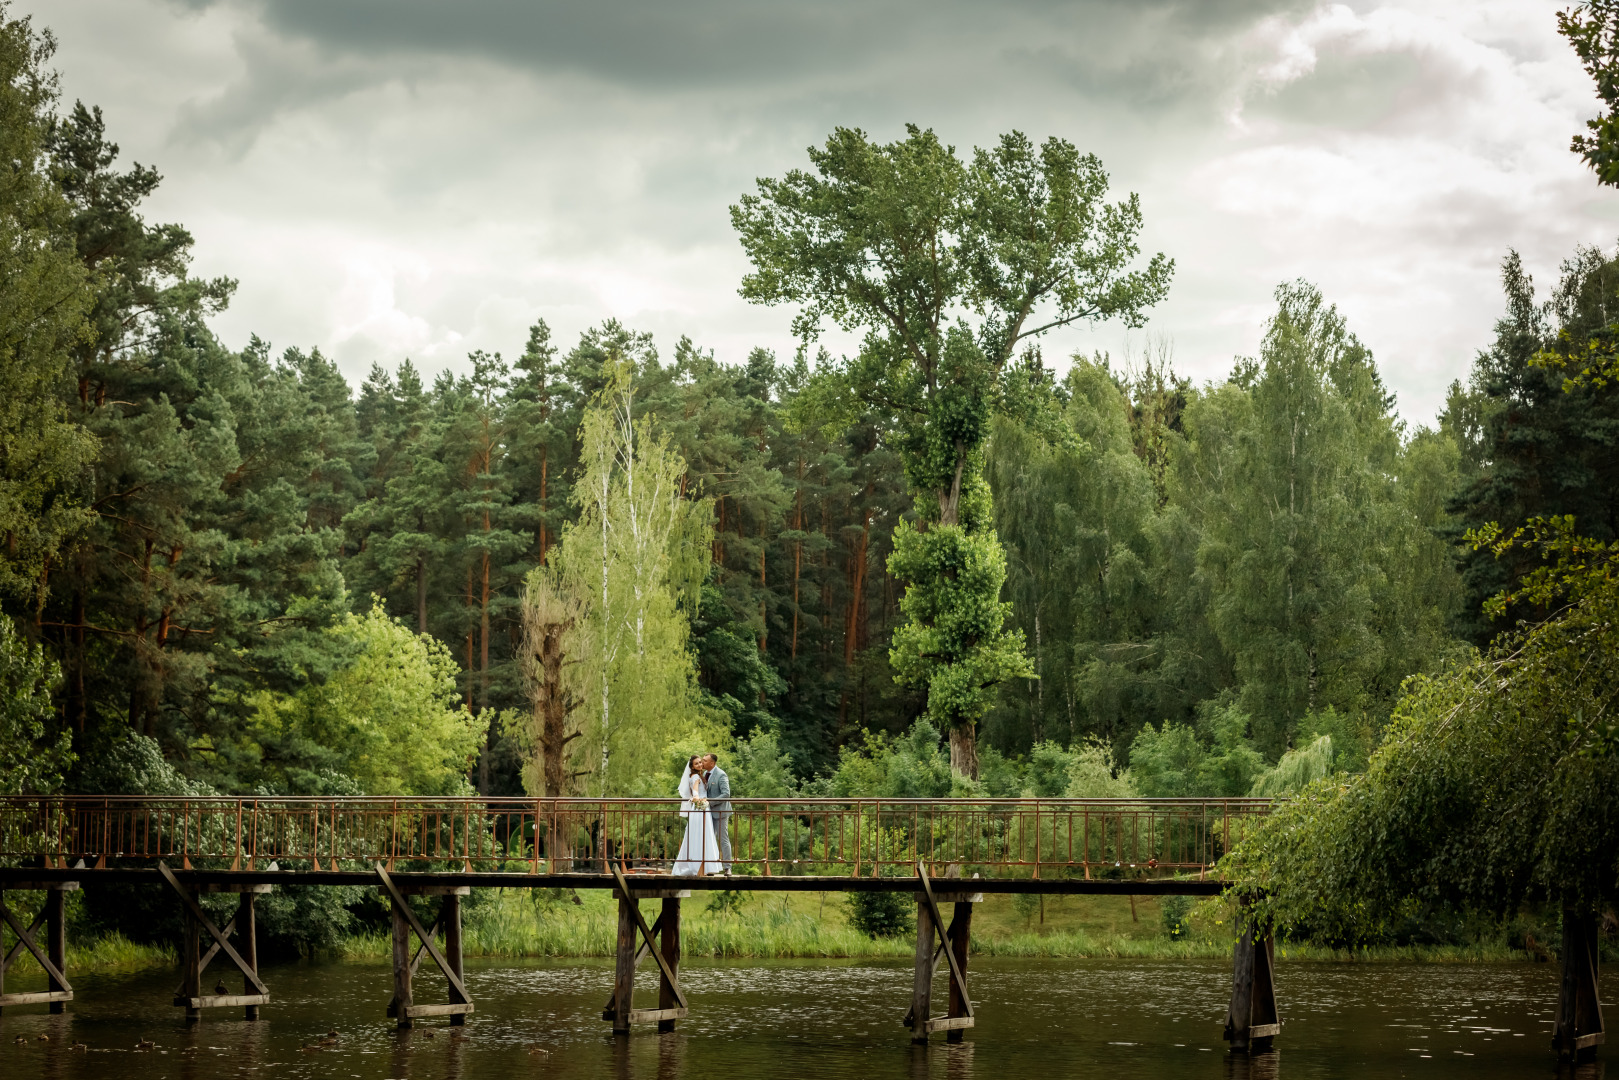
[0,797,1273,879]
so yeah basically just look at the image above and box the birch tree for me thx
[553,359,713,794]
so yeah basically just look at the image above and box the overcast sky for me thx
[27,0,1617,425]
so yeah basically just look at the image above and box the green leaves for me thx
[887,517,1033,735]
[734,124,1170,772]
[0,13,96,599]
[1561,1,1619,187]
[0,616,73,795]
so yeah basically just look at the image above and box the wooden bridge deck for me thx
[0,865,1228,894]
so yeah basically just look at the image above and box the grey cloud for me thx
[178,0,1315,90]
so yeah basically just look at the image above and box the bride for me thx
[672,755,720,876]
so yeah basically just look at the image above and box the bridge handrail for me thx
[0,795,1274,877]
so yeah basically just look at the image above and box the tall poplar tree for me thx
[732,125,1172,775]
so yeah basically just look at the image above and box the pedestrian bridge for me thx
[0,795,1272,879]
[0,795,1603,1062]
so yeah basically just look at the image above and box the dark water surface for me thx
[1,955,1609,1079]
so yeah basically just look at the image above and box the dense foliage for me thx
[0,1,1613,890]
[732,125,1171,777]
[1223,518,1619,942]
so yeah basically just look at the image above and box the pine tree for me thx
[0,13,96,600]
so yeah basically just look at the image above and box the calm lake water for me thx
[0,955,1609,1079]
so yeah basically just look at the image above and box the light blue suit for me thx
[705,765,732,870]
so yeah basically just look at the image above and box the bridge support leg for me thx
[159,867,271,1021]
[613,892,636,1035]
[657,897,681,1033]
[239,893,259,1021]
[444,894,465,1026]
[1224,920,1279,1053]
[46,887,66,1014]
[1553,907,1605,1062]
[945,900,972,1043]
[910,897,936,1044]
[0,882,79,1016]
[390,893,413,1028]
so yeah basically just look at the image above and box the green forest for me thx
[2,2,1618,951]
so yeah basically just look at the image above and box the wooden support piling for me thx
[1553,907,1605,1061]
[159,870,272,1021]
[390,890,413,1026]
[905,864,979,1043]
[945,900,973,1044]
[444,893,465,1026]
[1224,915,1280,1053]
[0,882,77,1015]
[374,866,473,1027]
[182,900,202,1023]
[658,897,682,1033]
[603,865,689,1032]
[239,892,259,1021]
[910,897,936,1044]
[613,891,636,1035]
[45,886,65,1014]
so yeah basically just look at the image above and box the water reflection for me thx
[1223,1050,1279,1080]
[0,956,1608,1080]
[656,1031,683,1080]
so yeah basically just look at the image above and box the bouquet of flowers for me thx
[691,796,709,810]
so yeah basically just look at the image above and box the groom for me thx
[700,754,732,874]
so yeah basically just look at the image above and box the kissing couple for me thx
[672,753,731,876]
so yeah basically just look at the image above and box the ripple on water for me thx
[0,955,1605,1080]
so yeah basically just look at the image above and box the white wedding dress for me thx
[671,766,720,876]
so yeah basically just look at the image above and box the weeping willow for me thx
[1223,517,1619,944]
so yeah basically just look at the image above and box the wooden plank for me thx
[923,1016,974,1033]
[0,868,1236,896]
[406,914,444,979]
[172,994,270,1008]
[180,911,239,993]
[0,991,73,1006]
[0,896,71,991]
[372,863,471,1006]
[156,863,267,994]
[0,882,79,892]
[627,1008,687,1024]
[608,864,688,1010]
[0,907,47,975]
[402,1002,475,1018]
[1575,1033,1605,1050]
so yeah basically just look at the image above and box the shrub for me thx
[1162,894,1193,939]
[846,890,911,937]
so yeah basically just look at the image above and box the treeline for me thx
[3,6,1617,805]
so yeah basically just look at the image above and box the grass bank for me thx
[335,888,1527,965]
[4,889,1531,976]
[2,933,171,978]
